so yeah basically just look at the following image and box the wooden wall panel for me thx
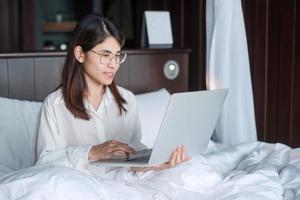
[266,0,280,143]
[127,54,165,93]
[243,0,300,147]
[125,52,188,94]
[2,0,205,91]
[132,0,149,48]
[0,49,189,101]
[165,0,182,48]
[34,57,65,101]
[183,0,206,91]
[19,0,36,50]
[291,1,300,147]
[0,59,8,97]
[0,0,20,51]
[131,0,205,91]
[243,0,268,141]
[114,60,129,89]
[8,58,35,100]
[276,0,295,144]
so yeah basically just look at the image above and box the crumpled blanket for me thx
[0,141,299,200]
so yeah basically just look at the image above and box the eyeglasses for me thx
[90,50,127,65]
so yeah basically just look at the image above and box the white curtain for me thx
[206,0,257,145]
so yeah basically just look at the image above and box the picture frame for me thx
[141,11,173,48]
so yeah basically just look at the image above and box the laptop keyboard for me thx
[127,149,152,160]
[127,155,151,162]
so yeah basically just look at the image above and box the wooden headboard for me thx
[0,49,190,101]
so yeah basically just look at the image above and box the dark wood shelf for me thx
[0,48,191,58]
[42,21,77,32]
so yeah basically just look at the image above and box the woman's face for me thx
[82,36,121,87]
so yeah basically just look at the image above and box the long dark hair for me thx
[61,14,127,120]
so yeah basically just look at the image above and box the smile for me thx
[104,72,114,76]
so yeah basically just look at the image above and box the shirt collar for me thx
[84,86,114,112]
[102,86,114,106]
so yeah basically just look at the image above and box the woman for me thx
[36,14,190,175]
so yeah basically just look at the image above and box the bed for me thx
[0,50,300,200]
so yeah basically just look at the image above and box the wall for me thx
[0,0,206,91]
[0,49,189,100]
[0,0,20,51]
[242,0,300,147]
[130,0,207,91]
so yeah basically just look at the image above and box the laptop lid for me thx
[148,89,228,166]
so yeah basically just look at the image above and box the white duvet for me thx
[1,141,300,200]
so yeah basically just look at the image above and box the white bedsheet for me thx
[1,141,299,200]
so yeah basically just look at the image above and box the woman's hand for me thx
[132,146,192,172]
[155,146,192,170]
[88,139,136,161]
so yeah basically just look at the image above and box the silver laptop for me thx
[90,89,228,167]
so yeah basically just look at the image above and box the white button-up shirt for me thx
[36,86,146,174]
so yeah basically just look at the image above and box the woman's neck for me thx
[85,80,105,111]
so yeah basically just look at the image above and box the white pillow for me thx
[0,97,42,170]
[135,89,171,148]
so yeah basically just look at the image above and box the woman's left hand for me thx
[153,146,192,171]
[132,146,192,172]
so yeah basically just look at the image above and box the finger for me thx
[120,143,136,153]
[110,139,120,144]
[181,146,186,160]
[112,151,130,160]
[186,155,192,160]
[107,141,136,154]
[182,146,192,161]
[107,141,118,149]
[111,141,136,153]
[120,144,136,153]
[113,150,126,156]
[169,149,177,166]
[113,145,136,154]
[153,163,168,171]
[109,151,127,159]
[176,147,182,163]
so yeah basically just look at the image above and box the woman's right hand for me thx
[88,139,136,161]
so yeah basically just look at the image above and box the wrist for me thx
[88,146,98,161]
[131,166,154,173]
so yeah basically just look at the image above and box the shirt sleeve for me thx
[126,93,147,151]
[36,101,92,174]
